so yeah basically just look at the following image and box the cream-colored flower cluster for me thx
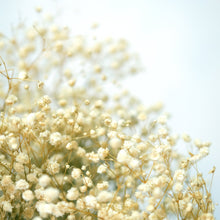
[0,8,216,220]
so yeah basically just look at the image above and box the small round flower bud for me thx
[22,190,34,201]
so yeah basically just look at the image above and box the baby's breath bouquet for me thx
[0,8,216,220]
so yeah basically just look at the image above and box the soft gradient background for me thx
[1,0,219,217]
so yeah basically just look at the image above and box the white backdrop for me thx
[1,0,219,217]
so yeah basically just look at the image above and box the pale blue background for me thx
[1,0,219,217]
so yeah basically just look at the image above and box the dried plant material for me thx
[0,7,216,220]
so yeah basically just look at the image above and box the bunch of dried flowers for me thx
[0,8,216,220]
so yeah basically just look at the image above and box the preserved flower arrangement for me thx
[0,7,216,220]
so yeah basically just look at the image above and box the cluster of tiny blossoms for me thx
[0,8,216,220]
